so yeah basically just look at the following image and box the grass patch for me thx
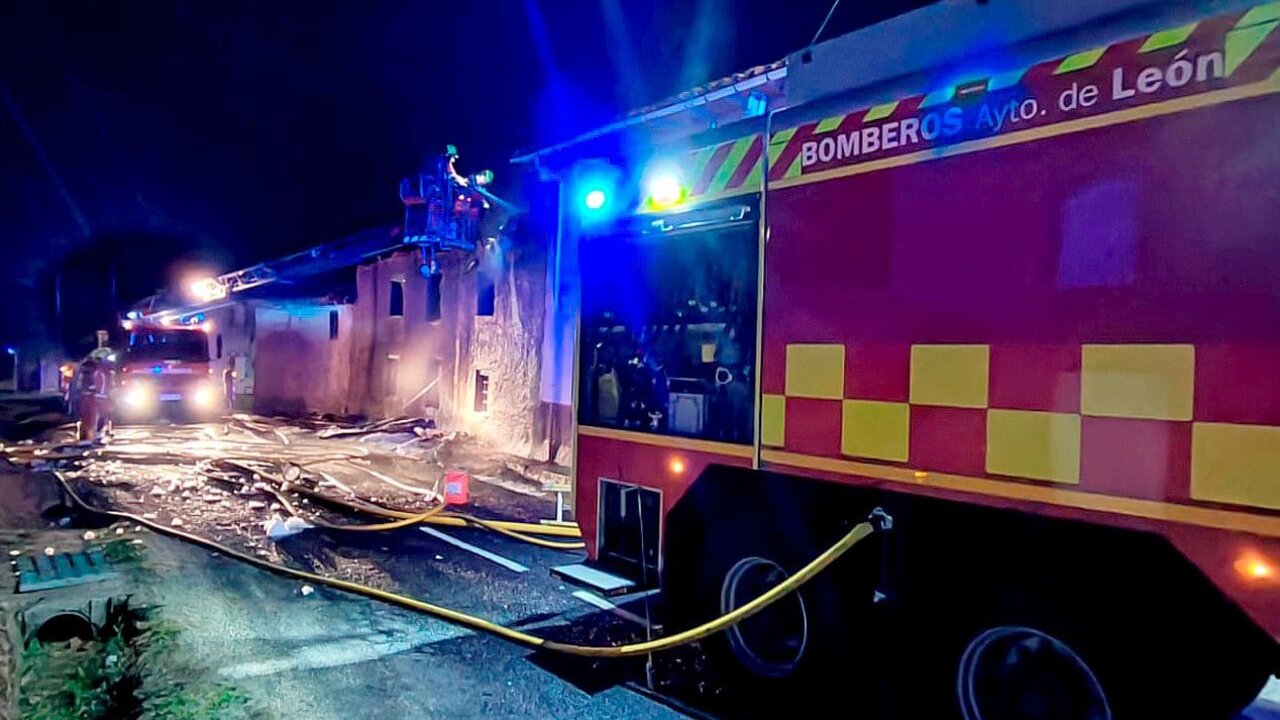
[98,536,146,565]
[20,611,261,720]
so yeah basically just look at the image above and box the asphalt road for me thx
[139,516,679,720]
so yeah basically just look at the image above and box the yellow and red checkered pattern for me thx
[761,342,1280,511]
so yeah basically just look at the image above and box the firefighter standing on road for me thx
[76,349,115,443]
[222,361,235,411]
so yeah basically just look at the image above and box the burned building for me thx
[346,237,568,461]
[143,161,571,463]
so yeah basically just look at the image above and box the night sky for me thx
[1,1,931,349]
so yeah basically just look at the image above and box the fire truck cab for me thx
[531,0,1280,717]
[114,320,225,421]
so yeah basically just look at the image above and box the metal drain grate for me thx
[14,550,116,593]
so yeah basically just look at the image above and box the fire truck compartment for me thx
[663,463,1280,718]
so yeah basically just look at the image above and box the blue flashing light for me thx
[572,161,624,223]
[4,347,16,356]
[583,189,607,211]
[745,90,768,119]
[151,365,164,375]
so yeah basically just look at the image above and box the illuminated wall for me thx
[253,303,353,417]
[350,243,571,461]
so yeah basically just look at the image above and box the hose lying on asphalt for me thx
[216,469,450,533]
[214,459,587,548]
[210,459,584,547]
[52,470,878,658]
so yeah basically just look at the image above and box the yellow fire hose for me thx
[51,470,878,658]
[216,460,587,549]
[442,513,586,550]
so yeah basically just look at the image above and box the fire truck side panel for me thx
[760,19,1280,640]
[575,428,753,563]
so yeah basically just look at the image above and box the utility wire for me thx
[811,0,843,46]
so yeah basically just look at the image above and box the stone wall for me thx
[348,243,571,461]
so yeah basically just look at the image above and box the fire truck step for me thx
[550,563,635,597]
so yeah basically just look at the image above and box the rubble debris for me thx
[13,414,557,589]
[265,515,314,540]
[317,416,435,440]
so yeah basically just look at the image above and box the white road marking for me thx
[420,527,529,573]
[218,626,471,679]
[571,590,651,628]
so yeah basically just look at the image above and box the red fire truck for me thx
[527,1,1280,717]
[113,319,225,421]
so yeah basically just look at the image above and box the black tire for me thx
[663,471,888,715]
[695,527,817,680]
[893,551,1273,720]
[954,624,1111,720]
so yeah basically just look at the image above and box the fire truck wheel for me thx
[718,555,810,679]
[663,467,888,711]
[955,625,1111,720]
[677,522,883,713]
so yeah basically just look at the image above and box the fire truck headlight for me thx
[191,384,217,408]
[123,383,156,411]
[191,381,225,411]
